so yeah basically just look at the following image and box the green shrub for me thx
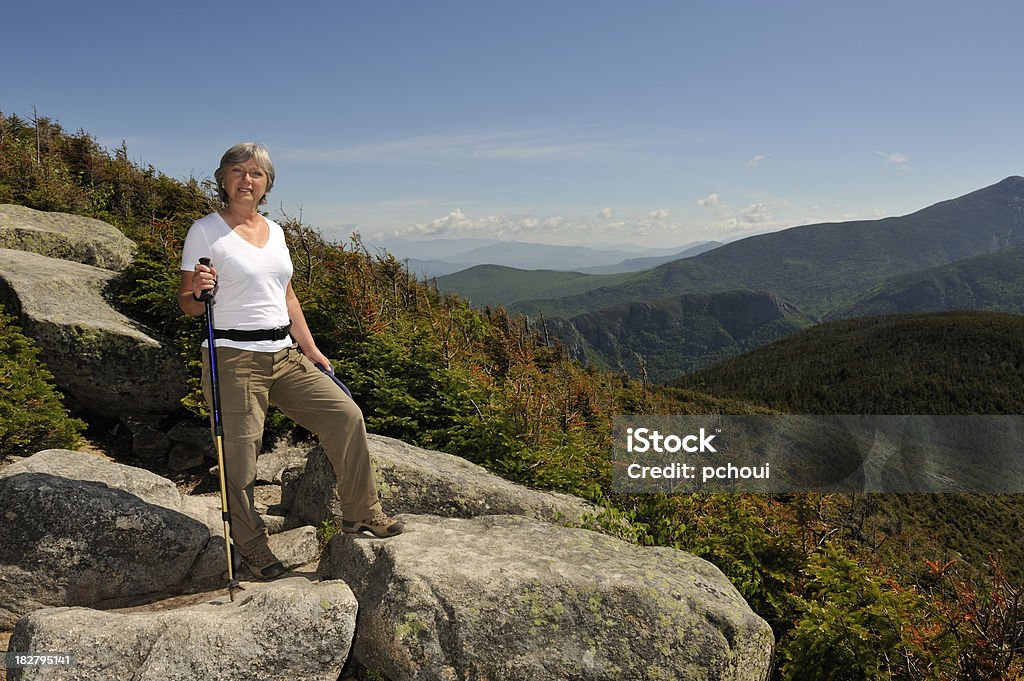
[779,544,935,680]
[628,493,804,635]
[0,313,86,456]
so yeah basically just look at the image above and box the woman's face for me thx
[222,158,269,206]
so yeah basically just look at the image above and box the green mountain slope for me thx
[675,310,1024,414]
[548,290,814,382]
[513,177,1024,318]
[832,243,1024,318]
[434,264,634,307]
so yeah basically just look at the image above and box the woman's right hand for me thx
[193,262,218,299]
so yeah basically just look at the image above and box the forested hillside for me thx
[677,311,1024,415]
[549,289,814,381]
[833,245,1024,319]
[2,111,1021,679]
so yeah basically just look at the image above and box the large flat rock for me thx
[7,577,357,681]
[0,204,136,271]
[282,433,598,528]
[0,450,224,628]
[0,248,186,415]
[322,514,774,681]
[5,448,183,509]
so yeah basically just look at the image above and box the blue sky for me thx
[3,1,1022,248]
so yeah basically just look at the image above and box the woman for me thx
[178,143,403,580]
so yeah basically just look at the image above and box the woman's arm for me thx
[286,282,332,372]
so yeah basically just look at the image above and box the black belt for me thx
[213,323,291,342]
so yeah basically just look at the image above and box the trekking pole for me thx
[313,362,353,399]
[198,257,241,602]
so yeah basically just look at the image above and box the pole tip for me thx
[227,580,243,602]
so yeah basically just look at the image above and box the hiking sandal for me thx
[341,511,405,538]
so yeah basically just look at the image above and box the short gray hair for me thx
[214,143,275,205]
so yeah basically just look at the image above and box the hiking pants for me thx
[201,343,381,555]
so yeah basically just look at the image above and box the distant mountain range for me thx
[510,177,1024,320]
[432,266,635,308]
[365,237,502,261]
[430,177,1024,382]
[576,241,722,274]
[371,237,722,279]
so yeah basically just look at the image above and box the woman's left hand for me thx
[304,347,333,374]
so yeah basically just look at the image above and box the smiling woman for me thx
[175,143,404,581]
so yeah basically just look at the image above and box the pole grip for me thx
[198,257,213,302]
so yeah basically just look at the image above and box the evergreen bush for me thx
[0,312,86,456]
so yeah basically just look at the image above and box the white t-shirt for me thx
[180,212,294,352]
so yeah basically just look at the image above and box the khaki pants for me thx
[201,343,381,555]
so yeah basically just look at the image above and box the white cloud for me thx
[877,151,910,169]
[369,196,871,247]
[697,195,812,237]
[697,193,720,207]
[698,196,880,239]
[746,153,767,167]
[387,209,573,239]
[378,207,691,243]
[739,202,772,223]
[708,203,777,233]
[413,208,470,235]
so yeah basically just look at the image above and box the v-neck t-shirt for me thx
[181,212,294,351]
